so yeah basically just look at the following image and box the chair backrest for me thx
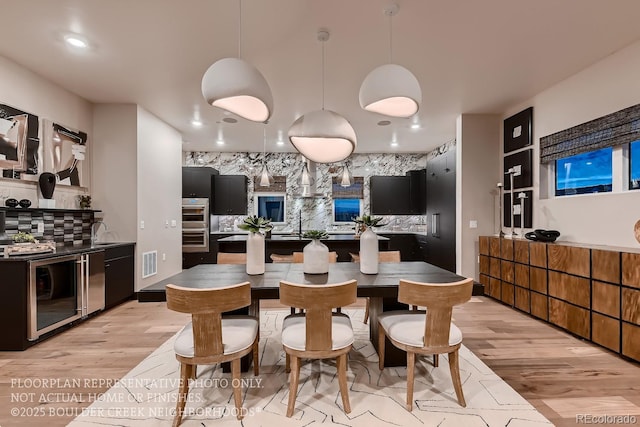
[217,252,247,264]
[379,250,401,262]
[270,253,294,263]
[291,251,338,263]
[165,282,251,357]
[349,250,401,263]
[280,280,357,351]
[398,278,473,349]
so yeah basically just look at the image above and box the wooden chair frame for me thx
[216,252,247,264]
[166,282,259,425]
[279,279,357,417]
[377,278,473,411]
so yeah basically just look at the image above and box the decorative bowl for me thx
[19,199,32,208]
[5,198,18,208]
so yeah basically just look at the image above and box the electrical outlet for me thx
[513,164,522,176]
[165,220,169,228]
[36,221,44,233]
[171,219,177,227]
[140,220,145,229]
[162,253,166,261]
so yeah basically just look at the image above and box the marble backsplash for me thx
[184,151,430,233]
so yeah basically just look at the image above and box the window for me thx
[254,193,286,224]
[332,198,362,223]
[631,140,640,190]
[555,147,612,196]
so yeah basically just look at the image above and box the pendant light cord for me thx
[263,126,267,165]
[238,0,242,58]
[321,38,325,110]
[388,11,393,63]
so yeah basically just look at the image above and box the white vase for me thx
[246,232,265,275]
[360,227,379,274]
[303,239,329,274]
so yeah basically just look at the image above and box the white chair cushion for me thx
[378,310,462,348]
[174,316,258,358]
[281,314,354,351]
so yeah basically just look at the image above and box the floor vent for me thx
[142,251,157,278]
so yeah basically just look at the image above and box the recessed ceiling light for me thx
[191,119,203,127]
[216,140,225,146]
[222,117,238,124]
[390,142,399,147]
[377,120,391,126]
[64,34,89,49]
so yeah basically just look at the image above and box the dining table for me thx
[139,261,473,367]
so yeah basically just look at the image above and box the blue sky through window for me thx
[556,147,612,196]
[631,140,640,190]
[333,199,361,222]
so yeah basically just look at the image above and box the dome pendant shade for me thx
[288,110,357,164]
[201,57,274,123]
[359,63,421,118]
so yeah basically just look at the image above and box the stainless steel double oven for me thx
[182,198,210,252]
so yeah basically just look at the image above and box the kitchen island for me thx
[217,234,390,262]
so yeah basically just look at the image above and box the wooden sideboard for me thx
[479,236,640,363]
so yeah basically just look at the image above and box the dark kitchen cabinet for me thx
[379,233,422,261]
[104,244,135,309]
[407,169,426,214]
[370,176,412,214]
[212,175,248,215]
[182,166,218,198]
[425,148,456,272]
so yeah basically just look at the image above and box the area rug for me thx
[69,309,551,426]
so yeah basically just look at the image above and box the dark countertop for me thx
[218,234,390,242]
[0,242,135,262]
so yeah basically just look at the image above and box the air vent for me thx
[142,251,157,278]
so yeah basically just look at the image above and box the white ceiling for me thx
[1,0,640,155]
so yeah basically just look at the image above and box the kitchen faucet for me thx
[91,221,107,247]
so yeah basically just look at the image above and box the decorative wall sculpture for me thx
[42,120,88,186]
[0,103,40,178]
[504,107,533,153]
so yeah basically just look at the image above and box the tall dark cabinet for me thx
[182,166,218,198]
[212,175,248,214]
[425,148,456,272]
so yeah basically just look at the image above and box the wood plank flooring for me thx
[1,296,639,426]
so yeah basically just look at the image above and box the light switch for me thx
[469,220,478,229]
[140,220,145,229]
[162,253,166,261]
[171,219,177,227]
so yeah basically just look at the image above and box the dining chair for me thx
[270,253,294,263]
[279,279,357,417]
[217,252,247,264]
[377,277,473,411]
[291,251,338,263]
[349,250,402,324]
[165,282,259,425]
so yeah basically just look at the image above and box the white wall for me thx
[92,104,138,243]
[0,55,92,206]
[457,114,501,279]
[503,39,640,248]
[136,107,182,290]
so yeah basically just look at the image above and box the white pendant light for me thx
[359,3,421,118]
[339,162,353,187]
[201,0,273,123]
[258,127,274,187]
[288,30,357,164]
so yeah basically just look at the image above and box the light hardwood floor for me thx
[1,297,639,426]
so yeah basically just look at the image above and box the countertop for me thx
[218,234,390,242]
[0,242,135,262]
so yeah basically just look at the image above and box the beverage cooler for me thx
[27,252,105,340]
